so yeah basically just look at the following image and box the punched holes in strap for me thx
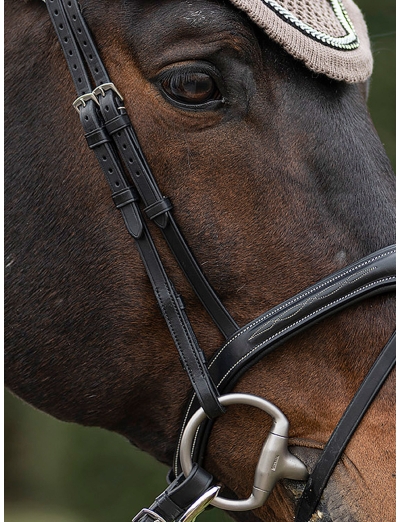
[145,197,173,222]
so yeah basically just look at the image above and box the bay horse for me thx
[4,0,395,521]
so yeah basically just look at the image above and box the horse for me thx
[4,0,395,521]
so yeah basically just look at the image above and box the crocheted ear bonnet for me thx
[228,0,372,83]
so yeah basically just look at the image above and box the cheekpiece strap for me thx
[45,0,227,419]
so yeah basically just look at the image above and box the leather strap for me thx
[46,0,230,418]
[133,465,215,522]
[98,89,238,339]
[174,245,396,474]
[57,0,110,87]
[145,198,173,221]
[79,97,224,418]
[295,332,396,522]
[44,1,396,519]
[46,0,238,340]
[45,0,94,95]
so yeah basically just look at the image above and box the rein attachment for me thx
[180,394,308,511]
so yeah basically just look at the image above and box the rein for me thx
[43,1,396,521]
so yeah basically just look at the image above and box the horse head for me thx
[5,0,395,521]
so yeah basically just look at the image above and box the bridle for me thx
[42,1,396,521]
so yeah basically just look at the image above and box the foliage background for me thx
[4,1,395,521]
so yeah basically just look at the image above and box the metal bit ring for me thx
[180,393,308,512]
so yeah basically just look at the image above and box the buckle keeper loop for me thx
[85,127,110,149]
[112,187,139,209]
[104,113,131,135]
[145,197,173,221]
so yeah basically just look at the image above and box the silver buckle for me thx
[72,92,100,112]
[93,82,124,102]
[132,508,167,522]
[180,486,221,522]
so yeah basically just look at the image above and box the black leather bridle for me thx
[42,1,396,521]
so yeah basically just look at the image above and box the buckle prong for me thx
[93,82,124,102]
[72,92,100,112]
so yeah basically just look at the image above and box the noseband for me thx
[43,1,396,521]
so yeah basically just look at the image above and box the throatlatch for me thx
[43,1,396,522]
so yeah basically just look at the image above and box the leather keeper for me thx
[112,187,139,208]
[105,113,131,135]
[85,127,110,149]
[145,197,173,220]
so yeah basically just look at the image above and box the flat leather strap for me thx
[46,0,238,340]
[133,465,215,522]
[45,0,231,417]
[174,245,396,474]
[46,0,95,95]
[78,98,224,419]
[44,3,396,519]
[295,332,396,522]
[52,0,110,88]
[98,88,238,339]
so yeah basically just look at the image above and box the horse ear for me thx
[358,79,370,101]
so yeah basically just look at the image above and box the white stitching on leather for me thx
[209,249,395,368]
[216,277,395,388]
[250,266,376,339]
[175,248,395,474]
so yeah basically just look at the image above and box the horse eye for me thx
[161,71,221,105]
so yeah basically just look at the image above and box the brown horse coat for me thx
[5,1,395,520]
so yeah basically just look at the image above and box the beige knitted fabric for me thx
[228,0,373,82]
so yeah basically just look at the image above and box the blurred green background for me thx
[4,1,395,521]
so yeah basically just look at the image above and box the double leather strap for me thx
[46,0,230,419]
[43,1,396,521]
[79,98,224,419]
[46,0,238,341]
